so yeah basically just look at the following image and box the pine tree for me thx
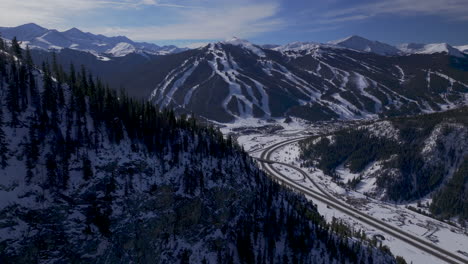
[25,46,39,108]
[83,155,93,180]
[10,37,22,59]
[7,58,20,126]
[51,52,65,106]
[0,34,5,51]
[68,63,76,90]
[41,61,58,124]
[46,153,58,188]
[0,106,9,168]
[18,62,28,110]
[25,46,34,68]
[25,121,39,183]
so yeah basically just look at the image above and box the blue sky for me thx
[2,0,468,47]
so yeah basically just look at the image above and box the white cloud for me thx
[0,0,103,28]
[0,0,198,29]
[86,2,284,41]
[182,42,210,49]
[0,0,284,42]
[321,0,468,24]
[141,0,157,4]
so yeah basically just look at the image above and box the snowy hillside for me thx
[299,107,468,221]
[0,38,398,264]
[106,42,137,57]
[0,23,187,58]
[147,39,468,123]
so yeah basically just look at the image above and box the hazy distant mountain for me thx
[272,35,466,58]
[0,23,187,58]
[260,44,281,49]
[398,43,465,57]
[329,35,401,56]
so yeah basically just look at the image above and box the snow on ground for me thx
[281,149,468,264]
[270,164,305,183]
[272,146,468,263]
[269,142,301,164]
[263,154,449,263]
[312,197,447,264]
[334,164,360,183]
[228,121,468,264]
[223,37,266,57]
[219,117,318,154]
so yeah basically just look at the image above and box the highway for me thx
[254,136,468,264]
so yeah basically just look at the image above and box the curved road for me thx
[255,137,468,264]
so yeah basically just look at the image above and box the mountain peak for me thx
[0,23,49,41]
[344,35,366,41]
[221,37,265,57]
[330,35,368,44]
[0,24,186,57]
[329,35,400,56]
[106,42,136,57]
[65,27,82,33]
[62,27,93,39]
[223,36,250,45]
[18,23,47,31]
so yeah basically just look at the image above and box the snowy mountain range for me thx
[1,23,467,60]
[147,38,468,122]
[277,36,467,58]
[272,35,468,57]
[29,36,468,123]
[3,23,464,123]
[0,23,187,58]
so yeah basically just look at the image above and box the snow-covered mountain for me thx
[271,36,400,57]
[0,23,187,57]
[398,43,465,57]
[329,35,401,56]
[144,39,468,122]
[299,107,468,218]
[274,35,466,58]
[106,42,137,57]
[272,41,344,57]
[26,33,468,123]
[455,44,468,54]
[223,37,266,57]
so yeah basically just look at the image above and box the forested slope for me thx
[299,107,468,221]
[0,39,398,263]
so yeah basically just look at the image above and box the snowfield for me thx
[226,118,468,264]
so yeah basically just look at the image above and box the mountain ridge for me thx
[147,40,468,123]
[28,37,468,123]
[2,23,467,59]
[0,23,188,58]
